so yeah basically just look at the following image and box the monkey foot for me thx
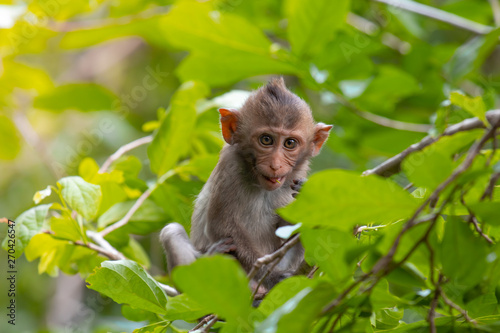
[206,237,237,255]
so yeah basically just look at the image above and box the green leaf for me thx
[279,170,420,232]
[174,154,219,182]
[275,281,337,333]
[58,176,102,221]
[60,15,168,50]
[444,27,500,82]
[165,294,208,321]
[440,217,488,285]
[33,83,118,112]
[300,228,355,283]
[469,201,500,226]
[50,216,83,242]
[133,321,170,333]
[255,286,314,333]
[450,91,487,125]
[86,260,168,315]
[97,199,167,234]
[160,0,298,85]
[355,66,420,114]
[0,115,21,160]
[121,305,157,322]
[286,0,350,59]
[2,204,51,258]
[256,276,315,317]
[172,256,253,327]
[402,149,454,190]
[370,279,407,309]
[148,81,209,176]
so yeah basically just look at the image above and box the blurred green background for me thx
[0,0,499,331]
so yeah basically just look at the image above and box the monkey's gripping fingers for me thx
[291,178,307,198]
[206,237,237,255]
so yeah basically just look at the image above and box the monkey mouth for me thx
[263,175,285,184]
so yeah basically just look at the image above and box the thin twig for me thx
[42,230,123,260]
[334,93,432,133]
[87,230,126,259]
[201,315,218,333]
[247,234,301,282]
[481,172,500,200]
[486,127,497,166]
[190,315,216,332]
[328,310,346,333]
[251,258,281,300]
[428,277,441,333]
[99,135,152,173]
[440,291,477,325]
[307,266,318,279]
[322,122,500,315]
[363,110,500,177]
[373,0,493,34]
[489,0,500,26]
[100,185,155,237]
[460,194,495,244]
[470,216,494,244]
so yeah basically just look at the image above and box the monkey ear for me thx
[219,108,239,144]
[312,123,333,156]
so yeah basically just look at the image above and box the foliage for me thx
[1,0,500,332]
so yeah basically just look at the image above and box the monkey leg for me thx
[160,223,200,273]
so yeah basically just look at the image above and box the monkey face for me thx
[252,128,306,191]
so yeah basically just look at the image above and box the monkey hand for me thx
[291,178,307,198]
[206,237,237,255]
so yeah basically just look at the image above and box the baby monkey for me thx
[161,78,332,289]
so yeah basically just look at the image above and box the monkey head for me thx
[219,78,332,191]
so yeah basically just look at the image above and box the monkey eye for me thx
[284,138,297,149]
[259,135,274,146]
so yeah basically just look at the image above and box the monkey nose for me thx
[270,164,281,171]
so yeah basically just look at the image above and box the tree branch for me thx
[372,0,493,34]
[363,110,500,177]
[489,0,500,26]
[440,291,477,324]
[246,233,301,282]
[323,120,500,315]
[99,135,152,173]
[99,185,155,237]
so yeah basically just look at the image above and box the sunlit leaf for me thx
[58,176,102,221]
[86,260,168,314]
[2,204,51,258]
[148,81,209,176]
[160,0,298,85]
[450,91,487,125]
[34,83,118,112]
